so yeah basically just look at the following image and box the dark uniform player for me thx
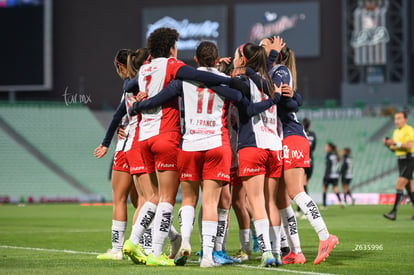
[323,143,343,208]
[302,118,316,191]
[340,148,354,205]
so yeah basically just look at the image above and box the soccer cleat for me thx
[383,212,396,221]
[314,234,339,265]
[122,240,146,264]
[282,251,306,264]
[174,241,191,266]
[217,250,241,263]
[233,249,251,262]
[200,257,221,268]
[146,253,175,266]
[260,251,276,267]
[168,233,182,259]
[213,250,234,265]
[252,235,260,252]
[96,249,125,260]
[273,253,283,266]
[280,247,290,258]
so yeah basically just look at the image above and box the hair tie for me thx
[114,56,124,66]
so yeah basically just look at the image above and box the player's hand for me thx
[219,57,232,64]
[269,36,286,52]
[94,144,108,159]
[383,138,394,147]
[281,84,293,97]
[117,126,126,139]
[136,91,148,101]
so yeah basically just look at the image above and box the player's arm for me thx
[208,83,281,117]
[94,97,127,158]
[176,65,231,86]
[123,74,139,93]
[311,132,317,152]
[129,80,182,116]
[245,67,271,96]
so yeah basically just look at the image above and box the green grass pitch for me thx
[0,203,413,274]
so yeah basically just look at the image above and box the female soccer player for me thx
[323,142,343,208]
[340,147,354,205]
[231,42,284,267]
[261,38,338,265]
[94,49,135,260]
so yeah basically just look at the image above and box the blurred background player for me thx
[94,49,135,260]
[340,147,354,205]
[383,111,414,220]
[322,142,343,209]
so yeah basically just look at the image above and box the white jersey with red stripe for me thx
[124,91,139,152]
[181,67,230,152]
[137,57,185,141]
[249,78,282,151]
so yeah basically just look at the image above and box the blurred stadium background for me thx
[0,0,413,204]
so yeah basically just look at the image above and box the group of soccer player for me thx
[94,27,339,268]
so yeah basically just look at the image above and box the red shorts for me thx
[140,131,181,172]
[112,151,130,173]
[282,135,310,170]
[178,146,231,182]
[238,147,283,178]
[230,167,242,186]
[125,145,147,175]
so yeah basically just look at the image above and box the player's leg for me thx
[284,168,338,265]
[384,177,408,220]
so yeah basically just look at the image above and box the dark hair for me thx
[302,117,311,131]
[395,111,407,119]
[217,60,234,76]
[114,49,132,69]
[147,27,179,58]
[327,142,341,161]
[127,48,150,77]
[238,42,275,96]
[196,41,218,67]
[343,147,351,156]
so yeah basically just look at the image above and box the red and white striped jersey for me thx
[248,78,282,151]
[137,57,185,141]
[123,91,139,152]
[181,67,230,152]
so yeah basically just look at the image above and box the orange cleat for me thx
[282,251,306,264]
[314,234,339,265]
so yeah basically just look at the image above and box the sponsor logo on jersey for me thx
[217,172,230,180]
[157,163,175,169]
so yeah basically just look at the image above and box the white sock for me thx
[202,221,217,260]
[279,206,302,253]
[179,205,195,244]
[269,226,281,255]
[151,202,174,257]
[168,224,179,241]
[111,220,127,252]
[140,220,153,255]
[222,226,228,252]
[215,208,229,251]
[254,219,271,253]
[294,192,329,241]
[280,226,289,248]
[239,229,251,251]
[130,202,156,245]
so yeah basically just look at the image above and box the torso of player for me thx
[248,78,282,151]
[392,124,414,156]
[181,67,230,152]
[326,153,339,179]
[138,57,185,141]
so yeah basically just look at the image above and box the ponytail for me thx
[126,48,150,77]
[276,46,297,91]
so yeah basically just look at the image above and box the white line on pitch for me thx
[0,245,98,255]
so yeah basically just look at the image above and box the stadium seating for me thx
[0,102,114,200]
